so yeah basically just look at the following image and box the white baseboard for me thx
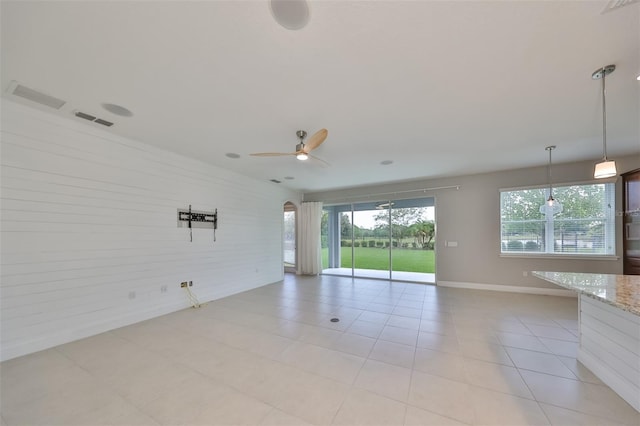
[0,300,191,362]
[437,280,576,297]
[0,279,281,362]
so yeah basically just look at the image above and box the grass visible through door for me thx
[322,247,435,273]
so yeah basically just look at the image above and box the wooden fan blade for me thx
[309,154,330,168]
[303,128,328,152]
[250,152,296,157]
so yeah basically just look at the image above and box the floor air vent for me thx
[7,82,66,109]
[74,111,114,127]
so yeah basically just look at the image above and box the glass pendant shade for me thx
[540,145,562,215]
[540,196,563,215]
[594,159,617,179]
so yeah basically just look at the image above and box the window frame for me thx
[499,179,617,259]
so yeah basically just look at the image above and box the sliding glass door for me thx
[339,210,353,275]
[322,197,435,283]
[353,203,390,279]
[390,202,435,281]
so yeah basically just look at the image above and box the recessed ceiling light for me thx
[380,160,394,165]
[270,0,309,30]
[225,153,241,159]
[637,74,640,81]
[284,176,294,180]
[101,103,133,117]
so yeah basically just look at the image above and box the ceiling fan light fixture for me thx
[250,128,326,164]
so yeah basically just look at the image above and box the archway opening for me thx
[284,202,297,273]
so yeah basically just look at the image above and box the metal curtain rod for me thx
[319,185,461,204]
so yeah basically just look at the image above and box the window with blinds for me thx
[500,182,615,255]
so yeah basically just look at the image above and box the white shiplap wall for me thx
[578,295,640,411]
[0,100,301,361]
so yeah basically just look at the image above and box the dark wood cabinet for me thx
[622,168,640,275]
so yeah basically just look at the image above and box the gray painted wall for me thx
[304,154,640,290]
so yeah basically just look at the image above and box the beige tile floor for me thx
[1,274,639,425]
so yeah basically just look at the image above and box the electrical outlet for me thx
[161,285,168,293]
[523,271,529,277]
[128,291,136,299]
[180,281,188,288]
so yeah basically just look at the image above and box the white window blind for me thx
[500,182,615,255]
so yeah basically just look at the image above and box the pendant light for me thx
[592,64,617,179]
[540,145,563,215]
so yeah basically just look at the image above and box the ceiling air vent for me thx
[74,111,114,127]
[7,81,66,109]
[75,111,96,121]
[94,118,113,127]
[602,0,638,13]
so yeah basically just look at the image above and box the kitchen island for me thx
[533,271,639,412]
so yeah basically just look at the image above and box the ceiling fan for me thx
[250,129,329,165]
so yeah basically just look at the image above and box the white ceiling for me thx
[2,1,639,192]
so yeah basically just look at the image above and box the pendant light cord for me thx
[548,147,552,199]
[601,71,608,161]
[546,145,555,201]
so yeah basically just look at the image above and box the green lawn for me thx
[322,247,435,273]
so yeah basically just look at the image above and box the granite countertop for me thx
[533,271,640,316]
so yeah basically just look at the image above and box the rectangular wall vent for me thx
[9,82,66,109]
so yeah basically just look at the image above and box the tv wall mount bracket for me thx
[177,205,218,242]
